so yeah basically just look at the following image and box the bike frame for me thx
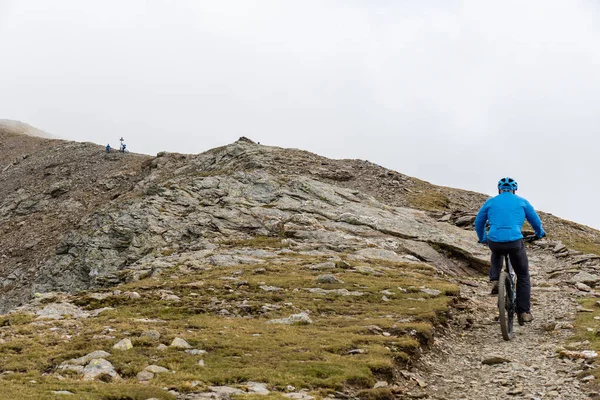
[498,254,517,340]
[504,255,516,307]
[505,255,515,286]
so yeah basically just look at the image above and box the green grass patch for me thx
[0,379,174,400]
[223,236,289,249]
[0,313,36,327]
[404,181,450,211]
[541,213,600,256]
[568,299,600,381]
[0,252,457,395]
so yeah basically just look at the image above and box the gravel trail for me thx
[419,250,598,400]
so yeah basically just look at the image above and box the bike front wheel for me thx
[498,271,515,341]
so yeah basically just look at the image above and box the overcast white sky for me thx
[1,0,599,229]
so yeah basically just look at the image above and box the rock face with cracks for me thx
[12,144,493,310]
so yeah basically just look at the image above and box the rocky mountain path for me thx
[418,249,598,400]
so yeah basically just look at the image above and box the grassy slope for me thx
[570,299,600,387]
[0,246,457,399]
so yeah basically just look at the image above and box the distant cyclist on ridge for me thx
[474,177,546,323]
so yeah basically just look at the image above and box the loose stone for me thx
[113,338,133,351]
[170,337,192,349]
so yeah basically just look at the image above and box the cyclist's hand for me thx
[525,234,543,242]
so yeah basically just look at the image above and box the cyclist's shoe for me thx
[518,312,534,324]
[490,281,499,295]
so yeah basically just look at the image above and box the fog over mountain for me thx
[0,119,55,138]
[1,0,599,228]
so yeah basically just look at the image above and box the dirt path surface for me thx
[419,249,598,400]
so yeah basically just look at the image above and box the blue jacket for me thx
[474,192,545,243]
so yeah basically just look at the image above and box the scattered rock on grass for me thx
[82,359,120,381]
[284,393,315,400]
[306,288,364,296]
[57,364,84,373]
[142,330,161,340]
[66,350,111,366]
[347,349,367,355]
[316,274,343,284]
[113,338,133,351]
[309,261,336,270]
[246,382,270,395]
[144,365,170,374]
[161,293,181,302]
[90,307,114,317]
[171,337,192,349]
[208,386,244,396]
[88,293,112,301]
[36,303,90,320]
[352,266,382,276]
[136,370,154,381]
[421,287,442,296]
[185,349,207,355]
[260,285,283,292]
[268,313,313,325]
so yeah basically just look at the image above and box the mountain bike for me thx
[497,235,539,341]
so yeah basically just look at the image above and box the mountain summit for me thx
[0,119,56,139]
[1,127,599,398]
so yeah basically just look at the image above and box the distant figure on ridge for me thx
[106,144,111,153]
[119,137,126,153]
[474,177,546,324]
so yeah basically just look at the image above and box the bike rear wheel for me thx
[498,271,515,341]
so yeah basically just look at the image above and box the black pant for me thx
[488,239,530,314]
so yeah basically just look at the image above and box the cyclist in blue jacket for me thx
[474,177,546,323]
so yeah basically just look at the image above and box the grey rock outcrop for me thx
[0,128,149,312]
[69,350,111,366]
[170,338,192,349]
[27,166,490,302]
[36,302,90,320]
[144,365,170,374]
[316,274,343,284]
[82,358,120,381]
[570,271,600,286]
[268,313,313,325]
[113,338,133,351]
